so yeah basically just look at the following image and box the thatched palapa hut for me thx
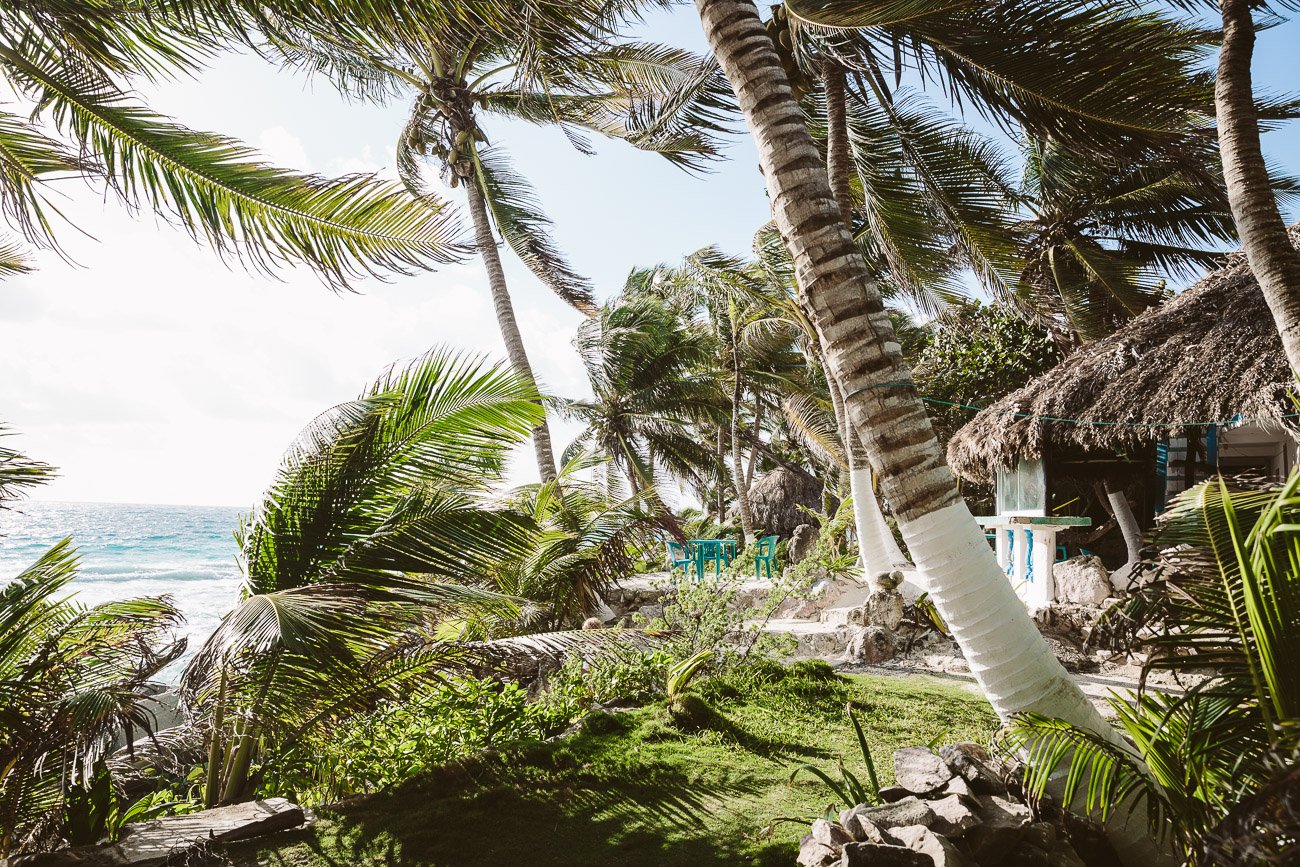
[947,226,1300,566]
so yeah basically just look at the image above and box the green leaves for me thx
[1008,472,1300,858]
[0,539,185,855]
[471,145,595,312]
[3,46,469,287]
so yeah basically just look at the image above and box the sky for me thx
[2,5,1298,508]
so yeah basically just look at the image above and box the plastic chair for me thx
[665,540,693,577]
[753,535,779,578]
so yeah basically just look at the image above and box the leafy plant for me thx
[0,542,185,856]
[1007,474,1300,863]
[790,704,882,812]
[181,348,548,807]
[666,649,714,711]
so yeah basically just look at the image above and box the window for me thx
[996,458,1046,516]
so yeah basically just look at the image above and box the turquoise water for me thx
[0,501,245,677]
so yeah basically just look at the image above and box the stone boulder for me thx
[788,523,819,565]
[747,466,828,537]
[866,589,905,631]
[1053,556,1111,606]
[840,842,931,866]
[842,626,896,664]
[893,747,951,795]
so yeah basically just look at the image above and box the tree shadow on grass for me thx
[235,739,796,867]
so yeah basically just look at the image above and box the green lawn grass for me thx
[230,665,998,867]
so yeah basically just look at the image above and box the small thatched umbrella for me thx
[947,224,1300,485]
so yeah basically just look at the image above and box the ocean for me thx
[0,500,246,679]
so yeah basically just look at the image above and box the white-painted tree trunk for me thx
[850,467,908,577]
[693,3,1169,860]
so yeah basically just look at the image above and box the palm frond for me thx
[3,46,470,287]
[471,145,594,313]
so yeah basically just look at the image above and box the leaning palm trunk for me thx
[821,56,910,579]
[1217,0,1300,372]
[827,361,909,577]
[693,3,1166,860]
[463,178,559,481]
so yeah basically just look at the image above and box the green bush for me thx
[265,676,554,805]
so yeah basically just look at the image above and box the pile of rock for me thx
[797,743,1112,867]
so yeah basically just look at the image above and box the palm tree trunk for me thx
[745,393,763,491]
[463,176,558,482]
[731,365,756,541]
[695,0,1132,783]
[694,8,1169,859]
[822,57,854,225]
[823,345,908,578]
[1217,0,1300,371]
[1104,478,1143,571]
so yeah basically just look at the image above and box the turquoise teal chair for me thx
[665,540,693,577]
[753,535,779,578]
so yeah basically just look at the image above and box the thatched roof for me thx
[947,225,1300,483]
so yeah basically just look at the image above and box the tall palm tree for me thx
[0,1,467,285]
[1215,0,1300,373]
[688,1,1208,859]
[183,347,545,805]
[564,294,723,500]
[263,11,733,480]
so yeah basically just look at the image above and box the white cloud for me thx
[255,125,314,172]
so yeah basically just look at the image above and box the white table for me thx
[974,515,1091,608]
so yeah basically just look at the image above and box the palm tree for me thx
[0,541,186,856]
[486,451,670,628]
[0,2,467,285]
[182,347,545,805]
[1215,0,1300,373]
[262,11,733,480]
[1013,136,1241,345]
[687,3,1208,858]
[564,293,723,500]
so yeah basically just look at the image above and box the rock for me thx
[866,589,905,630]
[946,742,991,762]
[927,794,979,837]
[1003,844,1052,867]
[843,796,935,831]
[1021,823,1057,851]
[941,775,973,798]
[789,524,819,565]
[839,811,888,844]
[875,570,904,591]
[812,818,854,850]
[887,824,968,866]
[877,785,911,803]
[843,626,896,664]
[839,842,931,867]
[893,747,951,794]
[1047,843,1088,867]
[1054,556,1111,606]
[635,603,663,621]
[963,794,1034,864]
[798,833,840,867]
[1044,636,1098,673]
[940,744,1007,795]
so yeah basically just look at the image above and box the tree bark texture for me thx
[1217,0,1300,373]
[463,174,558,482]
